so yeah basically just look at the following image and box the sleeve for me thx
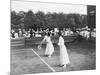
[58,39,60,45]
[41,36,47,43]
[58,37,64,45]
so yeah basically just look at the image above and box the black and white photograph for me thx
[10,0,96,75]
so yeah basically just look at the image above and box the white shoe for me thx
[48,55,51,58]
[63,65,66,68]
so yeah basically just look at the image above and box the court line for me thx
[31,49,56,72]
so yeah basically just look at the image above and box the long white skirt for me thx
[60,45,70,65]
[45,42,54,56]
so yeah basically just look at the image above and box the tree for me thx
[11,11,24,29]
[24,10,37,30]
[11,10,88,30]
[35,11,45,28]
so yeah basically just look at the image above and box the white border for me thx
[0,0,97,75]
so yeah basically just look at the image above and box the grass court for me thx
[11,36,96,75]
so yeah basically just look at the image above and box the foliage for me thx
[11,10,87,30]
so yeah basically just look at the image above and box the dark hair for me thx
[58,31,62,36]
[47,32,50,36]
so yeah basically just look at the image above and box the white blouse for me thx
[42,35,52,44]
[58,36,65,46]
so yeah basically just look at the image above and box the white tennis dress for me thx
[58,36,70,65]
[42,36,54,56]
